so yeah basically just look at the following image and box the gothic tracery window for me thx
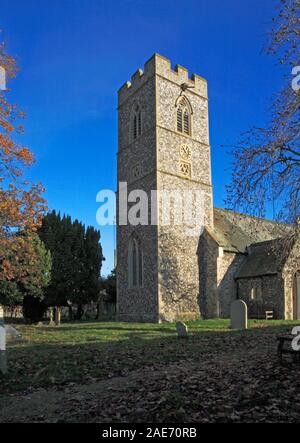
[128,236,143,287]
[176,96,192,136]
[132,104,142,140]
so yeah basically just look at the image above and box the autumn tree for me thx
[227,0,300,224]
[0,232,52,321]
[0,37,47,283]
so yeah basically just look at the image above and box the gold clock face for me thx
[180,144,192,161]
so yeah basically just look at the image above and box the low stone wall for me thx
[4,302,116,322]
[61,302,116,320]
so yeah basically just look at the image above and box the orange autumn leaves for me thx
[0,40,47,282]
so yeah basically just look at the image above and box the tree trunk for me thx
[55,306,61,326]
[68,306,73,321]
[76,304,84,320]
[95,303,100,320]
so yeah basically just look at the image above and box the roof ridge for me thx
[213,207,293,227]
[249,239,279,247]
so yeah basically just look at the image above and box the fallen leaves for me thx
[1,321,300,423]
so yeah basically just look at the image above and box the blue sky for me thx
[1,0,284,275]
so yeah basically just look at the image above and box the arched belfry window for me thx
[128,236,143,287]
[131,104,142,140]
[176,96,192,136]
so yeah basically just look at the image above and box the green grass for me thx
[1,319,299,397]
[10,319,232,345]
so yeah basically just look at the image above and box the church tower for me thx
[117,54,213,322]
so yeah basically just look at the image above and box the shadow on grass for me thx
[1,321,299,397]
[15,319,300,336]
[41,325,174,334]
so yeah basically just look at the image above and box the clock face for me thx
[180,144,192,161]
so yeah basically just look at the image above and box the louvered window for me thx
[132,105,142,140]
[177,107,183,132]
[183,110,190,134]
[176,97,191,136]
[133,115,137,139]
[138,111,142,137]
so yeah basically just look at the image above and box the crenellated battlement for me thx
[118,53,208,105]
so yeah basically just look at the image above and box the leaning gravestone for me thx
[0,305,7,374]
[5,325,21,340]
[176,321,189,338]
[231,300,248,330]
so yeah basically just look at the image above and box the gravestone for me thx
[0,305,3,327]
[5,325,21,340]
[49,307,55,326]
[231,300,248,330]
[0,305,7,374]
[176,321,189,338]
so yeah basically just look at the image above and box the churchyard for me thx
[1,319,300,423]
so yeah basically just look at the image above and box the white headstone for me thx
[176,321,189,338]
[0,308,7,374]
[5,325,21,340]
[0,325,7,375]
[0,326,5,351]
[0,305,4,326]
[230,300,248,330]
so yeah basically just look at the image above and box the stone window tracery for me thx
[176,96,192,136]
[131,104,142,140]
[128,237,143,288]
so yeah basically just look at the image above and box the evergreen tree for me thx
[73,226,103,319]
[102,268,116,303]
[38,211,103,317]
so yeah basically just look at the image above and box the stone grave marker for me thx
[0,305,7,374]
[0,305,3,326]
[230,299,248,330]
[5,325,21,340]
[176,321,189,338]
[48,307,55,326]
